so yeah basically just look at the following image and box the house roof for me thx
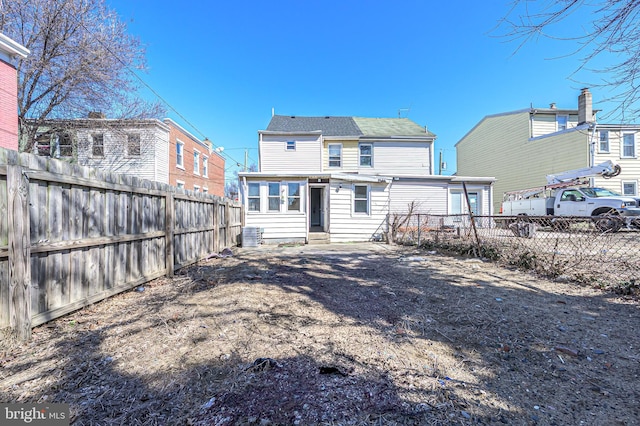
[265,115,435,138]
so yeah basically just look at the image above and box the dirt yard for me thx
[1,243,639,425]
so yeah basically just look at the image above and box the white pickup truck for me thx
[501,186,640,231]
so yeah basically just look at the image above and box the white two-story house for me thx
[239,115,495,244]
[456,88,640,212]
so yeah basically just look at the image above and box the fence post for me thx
[462,182,481,257]
[7,165,31,341]
[224,201,231,248]
[165,193,174,277]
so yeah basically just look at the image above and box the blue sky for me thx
[108,0,606,181]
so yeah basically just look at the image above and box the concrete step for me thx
[308,232,330,245]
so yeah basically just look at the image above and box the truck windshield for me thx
[580,188,622,198]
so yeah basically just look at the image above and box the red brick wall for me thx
[167,123,225,197]
[0,59,19,151]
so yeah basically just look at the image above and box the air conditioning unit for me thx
[242,227,261,247]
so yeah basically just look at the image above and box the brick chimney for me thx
[578,88,593,124]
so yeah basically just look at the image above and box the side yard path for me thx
[1,243,638,425]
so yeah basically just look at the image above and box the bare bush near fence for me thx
[393,213,640,294]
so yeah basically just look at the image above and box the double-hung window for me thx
[359,144,372,167]
[286,141,296,151]
[328,144,342,168]
[127,134,141,156]
[557,115,568,131]
[288,183,301,211]
[353,185,369,214]
[268,182,280,211]
[623,181,637,196]
[202,156,208,177]
[92,133,104,157]
[194,150,200,174]
[248,183,260,212]
[599,131,609,153]
[622,133,636,158]
[176,141,184,168]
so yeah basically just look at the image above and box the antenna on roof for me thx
[398,107,411,118]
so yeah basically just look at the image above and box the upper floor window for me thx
[359,144,372,167]
[353,185,369,214]
[202,156,208,177]
[127,134,141,156]
[599,131,609,153]
[92,133,104,157]
[622,133,636,158]
[176,141,184,168]
[328,144,342,168]
[286,141,296,151]
[248,183,260,212]
[268,182,280,211]
[194,150,200,174]
[623,181,637,196]
[287,183,301,211]
[557,115,568,131]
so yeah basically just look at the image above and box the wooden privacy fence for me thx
[0,148,242,340]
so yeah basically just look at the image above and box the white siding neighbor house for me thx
[456,88,640,212]
[240,115,495,244]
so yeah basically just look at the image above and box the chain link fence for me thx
[389,212,640,295]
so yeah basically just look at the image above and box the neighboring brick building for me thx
[165,118,225,196]
[0,33,29,151]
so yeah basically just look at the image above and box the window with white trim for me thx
[359,143,372,167]
[557,115,568,131]
[623,181,637,196]
[203,187,208,194]
[194,185,200,192]
[622,133,636,158]
[286,141,296,151]
[248,183,260,212]
[176,180,185,189]
[127,134,141,156]
[202,156,208,177]
[328,144,342,168]
[92,133,104,157]
[176,141,184,168]
[194,150,200,174]
[599,131,609,152]
[268,182,280,211]
[353,185,369,214]
[287,183,301,211]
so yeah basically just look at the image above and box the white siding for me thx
[260,135,322,173]
[389,181,448,214]
[245,213,307,243]
[329,180,389,243]
[242,179,308,244]
[594,129,640,193]
[372,141,432,175]
[76,125,170,184]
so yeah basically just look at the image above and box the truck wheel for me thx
[593,213,623,233]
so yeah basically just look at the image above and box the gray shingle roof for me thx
[266,115,435,138]
[266,115,362,136]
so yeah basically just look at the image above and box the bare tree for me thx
[499,0,640,120]
[226,164,258,199]
[0,0,163,152]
